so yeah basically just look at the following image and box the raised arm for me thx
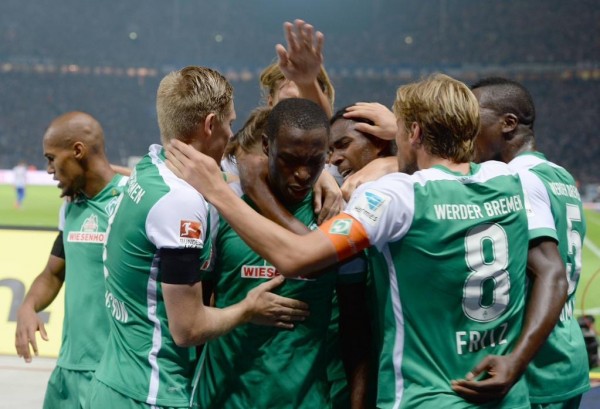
[343,102,398,141]
[15,233,65,362]
[276,19,332,117]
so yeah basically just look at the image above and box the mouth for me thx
[288,185,311,196]
[339,168,354,179]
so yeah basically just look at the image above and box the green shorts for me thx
[43,366,94,409]
[87,377,183,409]
[531,395,583,409]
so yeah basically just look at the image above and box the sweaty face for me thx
[43,135,85,198]
[267,125,328,205]
[270,80,301,106]
[206,102,236,163]
[329,118,382,179]
[472,88,504,163]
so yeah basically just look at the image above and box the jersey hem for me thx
[529,383,590,403]
[95,375,190,407]
[56,361,98,371]
[528,227,558,242]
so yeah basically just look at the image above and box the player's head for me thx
[393,74,479,173]
[223,106,271,162]
[42,111,106,198]
[264,98,330,205]
[157,66,235,162]
[329,106,397,179]
[259,61,335,110]
[471,77,536,163]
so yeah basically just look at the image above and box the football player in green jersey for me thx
[472,77,590,409]
[196,98,363,408]
[88,66,309,409]
[15,112,127,409]
[167,73,568,408]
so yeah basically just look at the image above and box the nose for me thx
[294,166,311,183]
[330,150,343,166]
[46,163,55,174]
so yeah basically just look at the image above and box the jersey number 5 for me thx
[565,204,582,296]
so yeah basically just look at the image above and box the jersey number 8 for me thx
[462,223,510,323]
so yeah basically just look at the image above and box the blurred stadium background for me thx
[0,0,599,407]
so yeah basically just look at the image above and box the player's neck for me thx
[419,155,471,175]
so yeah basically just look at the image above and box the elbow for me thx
[554,267,569,304]
[169,325,206,348]
[170,329,195,348]
[275,257,308,278]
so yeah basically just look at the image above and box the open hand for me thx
[245,276,310,329]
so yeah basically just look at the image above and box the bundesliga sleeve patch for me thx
[348,189,390,226]
[319,215,370,261]
[179,220,203,248]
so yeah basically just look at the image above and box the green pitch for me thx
[0,184,63,228]
[1,184,599,321]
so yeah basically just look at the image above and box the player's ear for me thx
[408,122,422,146]
[204,113,216,137]
[502,113,518,133]
[73,141,86,160]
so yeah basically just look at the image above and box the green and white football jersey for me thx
[343,162,531,409]
[95,145,210,407]
[510,152,590,403]
[57,174,126,371]
[194,185,351,409]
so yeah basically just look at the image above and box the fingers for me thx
[284,21,297,50]
[270,295,310,314]
[316,198,341,225]
[450,382,491,403]
[39,322,48,341]
[314,31,324,58]
[273,321,295,330]
[341,177,359,202]
[15,333,32,363]
[257,275,285,291]
[165,142,188,178]
[352,122,378,137]
[275,44,289,68]
[466,356,492,380]
[312,186,323,215]
[451,377,508,403]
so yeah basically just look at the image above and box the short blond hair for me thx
[259,62,335,110]
[157,66,233,144]
[393,74,479,162]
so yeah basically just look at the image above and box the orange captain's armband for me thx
[319,214,370,261]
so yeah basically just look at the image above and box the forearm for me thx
[297,80,332,117]
[509,242,567,371]
[21,259,65,312]
[183,303,251,347]
[244,180,310,235]
[209,185,337,275]
[165,282,252,347]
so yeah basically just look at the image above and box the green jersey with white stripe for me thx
[510,152,590,403]
[344,162,531,409]
[95,145,209,407]
[57,174,126,371]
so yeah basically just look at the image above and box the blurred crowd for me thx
[0,0,598,184]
